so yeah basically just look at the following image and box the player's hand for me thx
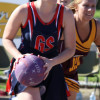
[14,53,33,69]
[38,55,54,80]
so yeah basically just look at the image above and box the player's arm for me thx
[52,7,76,65]
[94,19,100,52]
[2,4,28,59]
[42,7,76,75]
[43,7,75,67]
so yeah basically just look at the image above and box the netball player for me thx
[59,0,100,100]
[2,0,76,100]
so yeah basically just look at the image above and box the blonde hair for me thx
[68,0,98,13]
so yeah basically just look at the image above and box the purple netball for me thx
[15,55,45,86]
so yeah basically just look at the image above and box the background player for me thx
[58,0,100,100]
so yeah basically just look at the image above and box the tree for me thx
[97,0,100,9]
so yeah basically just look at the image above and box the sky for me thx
[0,0,28,4]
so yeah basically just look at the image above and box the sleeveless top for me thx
[62,18,97,77]
[19,2,64,58]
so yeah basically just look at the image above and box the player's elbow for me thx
[2,37,10,48]
[2,38,6,46]
[72,47,76,56]
[69,45,76,57]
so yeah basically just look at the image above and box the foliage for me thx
[0,70,4,75]
[97,0,100,9]
[0,83,6,91]
[0,70,7,91]
[94,10,100,18]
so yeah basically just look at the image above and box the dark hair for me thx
[29,0,36,2]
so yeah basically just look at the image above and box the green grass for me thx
[0,70,6,76]
[79,73,100,82]
[0,70,7,91]
[79,76,100,82]
[94,9,100,18]
[0,83,6,91]
[0,70,4,75]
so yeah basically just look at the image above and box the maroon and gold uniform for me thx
[59,18,97,92]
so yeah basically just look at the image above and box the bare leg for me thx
[68,91,77,100]
[17,87,41,100]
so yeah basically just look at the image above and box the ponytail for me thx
[67,0,82,13]
[67,1,76,13]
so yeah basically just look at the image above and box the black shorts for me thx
[7,59,67,100]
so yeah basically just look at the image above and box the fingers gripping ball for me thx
[15,55,45,86]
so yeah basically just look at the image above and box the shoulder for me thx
[63,6,74,18]
[13,4,28,17]
[95,19,100,35]
[10,4,28,25]
[95,18,100,27]
[94,18,100,44]
[62,6,74,26]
